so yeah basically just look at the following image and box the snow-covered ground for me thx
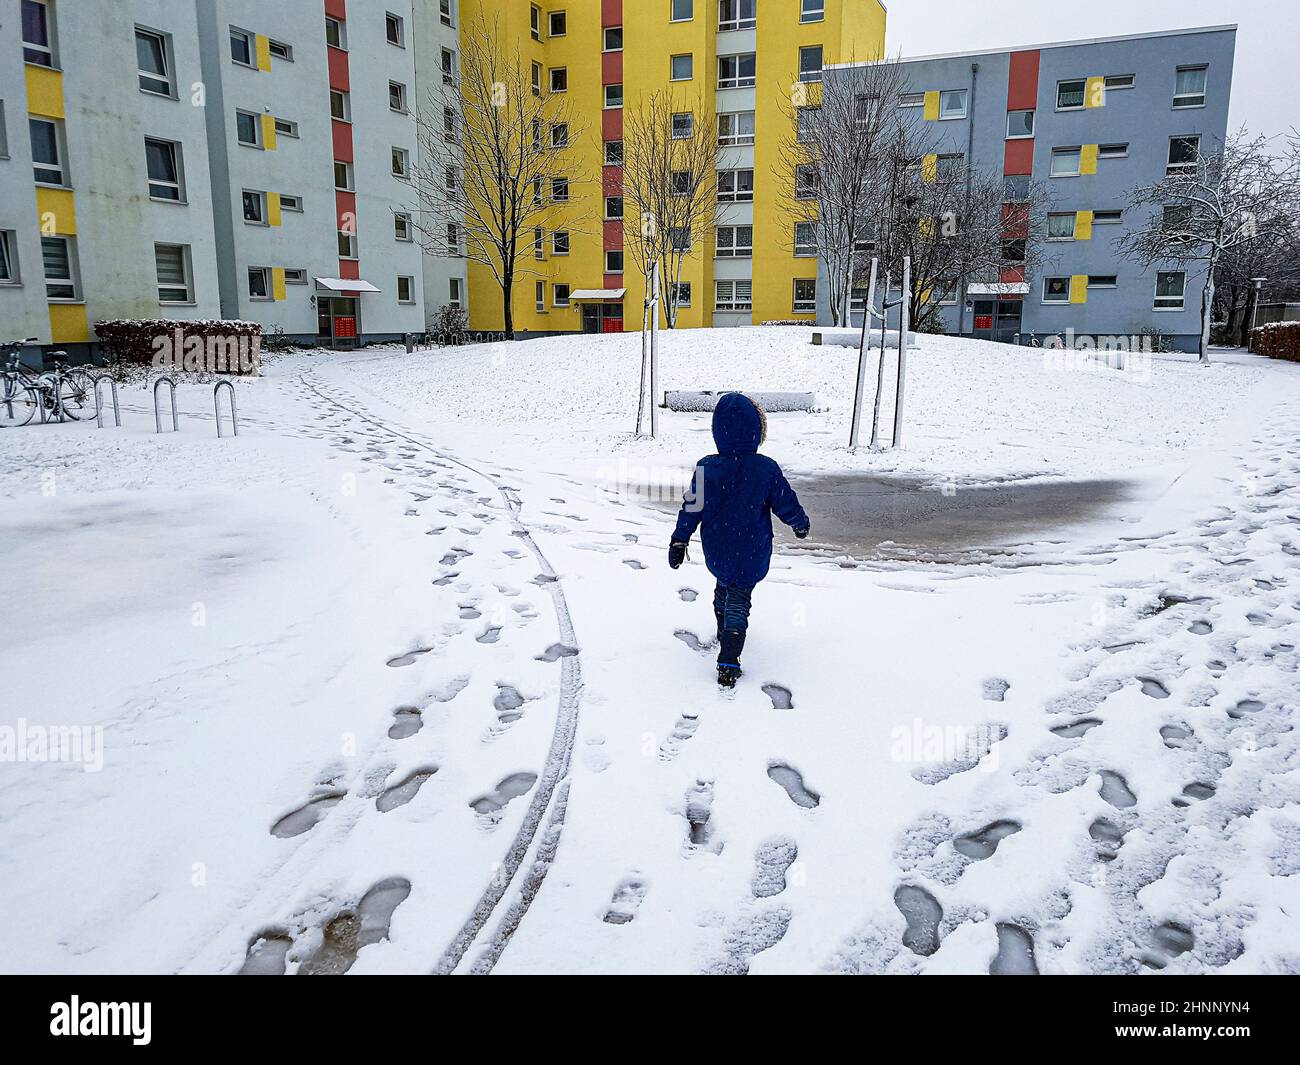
[1,328,1297,975]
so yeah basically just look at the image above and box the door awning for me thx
[569,288,626,301]
[314,277,382,293]
[966,282,1030,296]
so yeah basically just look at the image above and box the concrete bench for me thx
[812,330,920,350]
[662,390,817,413]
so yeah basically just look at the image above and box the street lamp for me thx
[1249,276,1268,345]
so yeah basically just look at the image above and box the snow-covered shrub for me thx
[94,319,263,381]
[1251,321,1300,361]
[429,305,470,347]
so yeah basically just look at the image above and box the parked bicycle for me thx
[0,341,97,426]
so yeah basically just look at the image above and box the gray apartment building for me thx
[817,25,1237,351]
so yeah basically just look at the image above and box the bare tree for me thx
[408,13,587,339]
[1116,128,1300,363]
[781,54,917,327]
[620,91,719,329]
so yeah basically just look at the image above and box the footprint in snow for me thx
[684,780,722,854]
[763,684,794,711]
[386,646,434,668]
[1050,717,1102,738]
[476,625,503,644]
[678,587,698,602]
[674,630,716,654]
[270,791,345,838]
[237,931,292,975]
[469,772,537,826]
[535,642,579,662]
[1228,698,1265,719]
[702,905,793,974]
[602,878,648,925]
[767,762,819,808]
[894,884,942,957]
[1090,817,1125,859]
[1138,677,1171,699]
[388,706,423,740]
[981,677,1011,702]
[623,559,646,570]
[952,820,1021,860]
[297,878,412,976]
[658,712,700,761]
[1098,770,1137,808]
[990,923,1038,975]
[751,836,799,898]
[375,767,438,812]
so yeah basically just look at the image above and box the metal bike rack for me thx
[214,380,238,438]
[93,375,121,429]
[153,376,178,433]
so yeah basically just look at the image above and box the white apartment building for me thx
[0,0,465,360]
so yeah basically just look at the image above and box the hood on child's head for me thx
[712,393,767,455]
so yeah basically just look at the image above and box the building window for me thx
[1167,135,1199,175]
[549,10,567,36]
[391,147,410,177]
[550,123,569,148]
[1004,174,1031,201]
[154,243,192,303]
[532,62,542,96]
[1042,277,1070,303]
[22,0,55,66]
[325,17,346,49]
[1006,110,1034,139]
[1088,275,1118,289]
[718,111,755,146]
[230,27,254,66]
[268,39,292,60]
[671,282,692,307]
[797,106,821,143]
[553,231,570,256]
[671,54,694,81]
[0,231,17,284]
[242,189,267,224]
[605,140,624,165]
[441,49,455,85]
[397,275,415,304]
[530,4,541,40]
[604,27,623,51]
[554,283,571,307]
[235,110,260,146]
[389,81,408,112]
[716,224,753,258]
[338,230,357,258]
[29,118,65,185]
[795,163,818,199]
[448,277,464,309]
[279,194,303,211]
[1098,142,1128,159]
[672,112,694,139]
[715,279,752,311]
[801,0,826,22]
[42,236,77,299]
[535,281,546,311]
[136,29,173,96]
[331,90,351,121]
[794,222,817,257]
[385,12,405,47]
[534,228,544,260]
[275,118,299,138]
[1057,79,1086,110]
[898,92,925,108]
[938,89,967,119]
[394,213,412,241]
[719,0,757,31]
[1173,66,1207,109]
[671,0,694,21]
[248,266,271,299]
[552,176,570,202]
[718,53,756,89]
[440,0,454,25]
[799,46,823,84]
[670,170,692,196]
[717,168,754,202]
[1047,213,1077,240]
[1155,271,1186,309]
[446,223,461,255]
[334,161,353,190]
[145,138,183,200]
[444,107,457,141]
[1093,209,1123,225]
[606,249,625,273]
[1050,147,1082,177]
[605,84,623,108]
[1002,239,1027,264]
[605,195,623,219]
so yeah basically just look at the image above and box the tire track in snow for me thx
[296,371,584,974]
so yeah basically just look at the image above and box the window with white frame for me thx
[605,195,623,219]
[550,123,569,148]
[448,277,464,308]
[716,224,752,257]
[1098,142,1128,159]
[672,0,694,21]
[245,266,269,300]
[440,0,454,27]
[0,231,17,284]
[1173,66,1207,108]
[446,223,461,255]
[385,12,405,46]
[236,109,260,146]
[145,138,183,200]
[718,111,755,146]
[136,29,173,96]
[331,90,351,121]
[939,89,967,119]
[242,189,266,224]
[1154,271,1186,309]
[444,107,457,140]
[1042,276,1070,303]
[532,62,542,96]
[715,279,752,311]
[1050,146,1081,177]
[670,170,692,196]
[554,283,571,307]
[1167,135,1199,174]
[391,146,410,177]
[325,17,346,49]
[717,168,754,202]
[230,27,254,66]
[605,84,623,108]
[397,275,415,303]
[671,281,692,307]
[793,279,817,313]
[534,228,544,260]
[549,10,567,36]
[719,0,756,31]
[550,66,567,92]
[552,230,570,256]
[718,53,756,89]
[1056,79,1086,110]
[672,112,694,139]
[274,118,298,138]
[1087,275,1117,289]
[535,281,545,310]
[606,249,624,272]
[1105,74,1134,90]
[22,0,56,66]
[530,4,541,40]
[797,106,820,143]
[605,139,624,164]
[41,235,77,299]
[1093,209,1123,225]
[279,194,302,211]
[604,27,623,51]
[0,104,7,158]
[794,222,817,257]
[671,54,693,81]
[669,227,691,251]
[898,92,925,108]
[801,0,826,22]
[440,49,455,84]
[334,160,353,190]
[338,230,357,258]
[799,46,823,84]
[154,243,192,303]
[552,176,569,202]
[795,163,817,199]
[267,38,291,60]
[1006,110,1034,138]
[390,81,408,112]
[394,212,412,241]
[29,118,65,184]
[1047,212,1077,240]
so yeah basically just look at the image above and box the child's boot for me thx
[717,629,745,688]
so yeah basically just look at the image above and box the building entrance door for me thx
[317,297,361,350]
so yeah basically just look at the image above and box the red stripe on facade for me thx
[331,118,354,162]
[324,0,347,20]
[601,0,622,27]
[601,107,623,141]
[1003,138,1033,176]
[603,220,624,249]
[1006,49,1040,112]
[328,0,356,281]
[327,46,350,91]
[602,50,623,84]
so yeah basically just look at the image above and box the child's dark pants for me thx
[713,581,754,668]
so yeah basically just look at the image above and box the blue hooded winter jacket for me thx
[672,392,809,588]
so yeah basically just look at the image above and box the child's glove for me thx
[668,539,688,569]
[794,526,810,540]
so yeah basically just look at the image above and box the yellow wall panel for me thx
[1085,76,1105,108]
[272,268,287,301]
[1069,275,1089,304]
[49,303,90,344]
[35,186,77,235]
[255,35,272,72]
[261,113,277,150]
[267,192,282,227]
[921,154,938,183]
[1080,144,1099,175]
[25,64,64,118]
[1075,210,1093,240]
[923,90,940,121]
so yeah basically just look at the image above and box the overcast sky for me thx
[886,0,1298,142]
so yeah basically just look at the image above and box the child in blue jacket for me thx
[669,392,810,688]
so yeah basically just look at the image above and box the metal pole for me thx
[649,262,661,439]
[869,270,891,449]
[892,256,911,449]
[636,292,649,436]
[214,380,239,438]
[154,376,178,433]
[848,257,878,449]
[93,376,120,429]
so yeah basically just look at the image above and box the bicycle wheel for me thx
[0,381,41,427]
[57,375,97,420]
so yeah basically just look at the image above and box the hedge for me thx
[94,319,263,378]
[1250,321,1300,362]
